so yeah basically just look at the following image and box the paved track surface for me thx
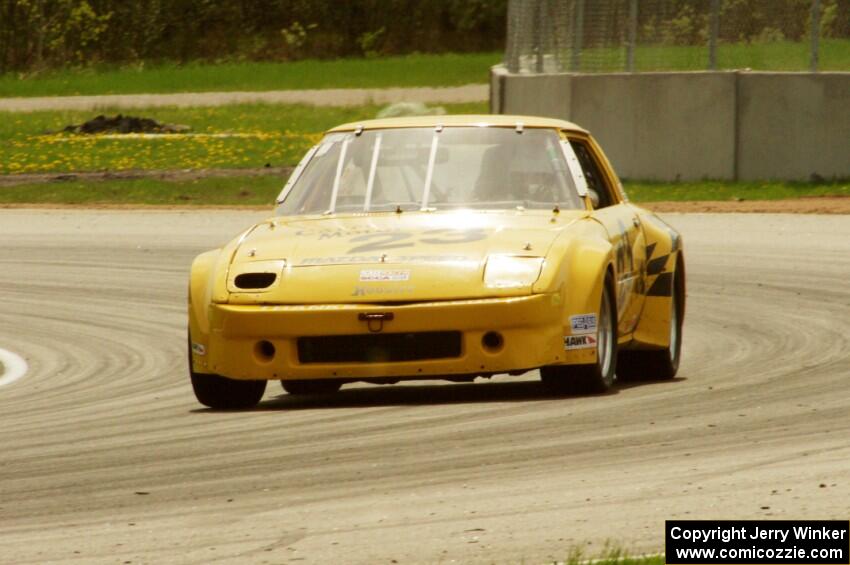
[0,85,488,113]
[1,210,848,564]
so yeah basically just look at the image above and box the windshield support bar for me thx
[420,129,441,210]
[326,136,351,214]
[363,133,382,212]
[276,143,319,204]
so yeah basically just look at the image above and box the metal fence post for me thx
[506,0,519,73]
[627,0,638,72]
[810,0,821,72]
[535,0,544,73]
[571,0,585,72]
[708,0,720,70]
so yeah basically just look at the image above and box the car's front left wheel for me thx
[541,275,618,394]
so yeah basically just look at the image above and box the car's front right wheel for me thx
[191,372,267,409]
[188,335,266,409]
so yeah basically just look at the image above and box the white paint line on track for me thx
[0,347,28,387]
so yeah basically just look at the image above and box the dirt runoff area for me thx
[642,196,850,214]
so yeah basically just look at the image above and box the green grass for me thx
[624,180,850,201]
[519,39,850,73]
[0,102,488,174]
[549,545,665,565]
[635,39,850,72]
[2,100,846,206]
[2,39,845,98]
[1,39,847,100]
[0,176,284,206]
[607,556,664,565]
[2,177,847,207]
[0,53,501,98]
[716,38,850,72]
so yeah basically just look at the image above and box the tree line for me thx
[0,0,507,73]
[2,1,847,74]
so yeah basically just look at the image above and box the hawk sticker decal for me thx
[564,334,597,350]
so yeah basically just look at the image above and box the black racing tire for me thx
[190,372,267,409]
[188,333,266,409]
[281,379,343,395]
[541,274,618,395]
[617,263,684,382]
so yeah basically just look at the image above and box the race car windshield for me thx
[275,127,584,215]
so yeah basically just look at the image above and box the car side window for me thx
[570,141,615,209]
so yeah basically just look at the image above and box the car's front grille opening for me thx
[234,272,276,289]
[297,331,462,364]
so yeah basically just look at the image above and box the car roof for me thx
[327,114,588,134]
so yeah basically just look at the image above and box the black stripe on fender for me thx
[645,242,657,260]
[646,254,669,276]
[647,272,674,296]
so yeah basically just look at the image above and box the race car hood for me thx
[224,210,587,304]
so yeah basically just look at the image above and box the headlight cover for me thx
[484,255,544,288]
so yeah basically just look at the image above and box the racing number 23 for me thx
[347,229,487,254]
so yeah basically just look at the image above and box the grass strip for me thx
[0,102,488,175]
[2,177,848,207]
[553,546,666,565]
[0,176,284,206]
[592,39,850,73]
[0,53,501,98]
[625,180,850,202]
[2,39,849,99]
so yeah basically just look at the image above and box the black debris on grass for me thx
[63,114,190,134]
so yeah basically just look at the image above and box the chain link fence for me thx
[505,0,850,73]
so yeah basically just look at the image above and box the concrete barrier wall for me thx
[737,73,850,180]
[491,67,850,181]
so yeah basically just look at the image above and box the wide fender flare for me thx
[630,210,686,349]
[189,249,222,337]
[535,233,616,330]
[629,248,685,349]
[191,222,262,329]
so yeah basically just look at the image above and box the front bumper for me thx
[190,293,596,381]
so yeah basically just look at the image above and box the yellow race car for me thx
[188,115,685,408]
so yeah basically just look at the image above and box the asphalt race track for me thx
[1,209,848,564]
